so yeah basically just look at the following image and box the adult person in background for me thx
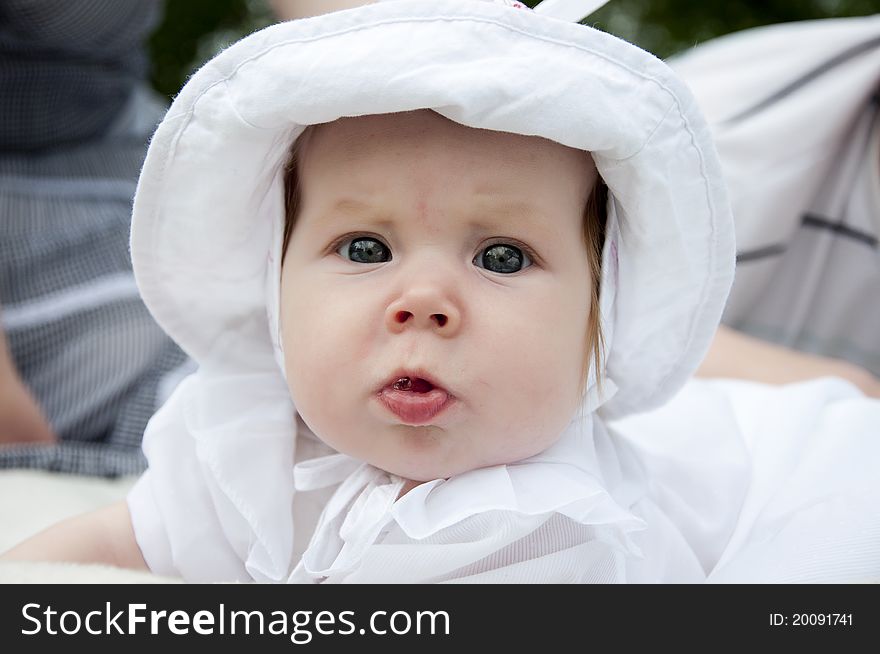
[270,0,368,19]
[680,15,880,397]
[0,0,189,475]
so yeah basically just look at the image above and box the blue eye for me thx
[338,236,391,264]
[474,243,532,274]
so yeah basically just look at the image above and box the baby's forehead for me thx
[308,110,583,164]
[299,110,596,199]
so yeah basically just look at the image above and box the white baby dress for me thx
[125,0,880,583]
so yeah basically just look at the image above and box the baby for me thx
[2,108,632,581]
[280,109,604,486]
[5,0,879,583]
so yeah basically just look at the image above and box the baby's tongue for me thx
[409,378,434,393]
[393,377,434,393]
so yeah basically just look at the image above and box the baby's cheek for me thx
[282,303,327,405]
[286,320,336,393]
[522,360,577,425]
[285,311,362,419]
[512,321,584,435]
[282,339,337,446]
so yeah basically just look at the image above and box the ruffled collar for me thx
[288,405,647,583]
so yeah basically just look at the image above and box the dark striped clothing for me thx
[730,98,880,375]
[0,0,190,477]
[673,17,880,377]
[0,0,157,151]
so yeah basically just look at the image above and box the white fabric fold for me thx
[533,0,610,23]
[290,463,402,582]
[287,410,649,583]
[613,377,880,583]
[293,453,362,491]
[129,369,298,582]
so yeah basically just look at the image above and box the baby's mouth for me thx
[391,377,435,393]
[376,372,455,425]
[379,369,451,395]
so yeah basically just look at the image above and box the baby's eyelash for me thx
[325,232,542,267]
[480,238,542,267]
[326,231,388,256]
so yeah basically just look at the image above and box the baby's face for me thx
[281,110,596,482]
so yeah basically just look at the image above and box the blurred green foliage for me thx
[148,0,877,98]
[584,0,878,59]
[149,0,273,98]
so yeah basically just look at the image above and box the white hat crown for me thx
[131,0,734,419]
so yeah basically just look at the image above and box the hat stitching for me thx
[166,12,691,152]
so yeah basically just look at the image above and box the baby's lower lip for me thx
[377,387,454,425]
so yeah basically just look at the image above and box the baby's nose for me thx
[384,287,461,336]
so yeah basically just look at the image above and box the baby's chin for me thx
[376,450,525,486]
[377,460,460,485]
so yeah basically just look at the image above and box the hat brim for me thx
[131,0,734,418]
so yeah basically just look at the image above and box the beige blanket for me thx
[0,470,178,583]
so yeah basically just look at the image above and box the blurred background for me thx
[149,0,878,98]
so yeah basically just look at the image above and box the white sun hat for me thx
[131,0,734,420]
[127,0,735,582]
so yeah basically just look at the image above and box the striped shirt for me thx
[673,16,880,376]
[732,96,880,374]
[0,0,190,477]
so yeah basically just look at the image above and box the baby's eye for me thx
[337,236,391,264]
[474,243,532,274]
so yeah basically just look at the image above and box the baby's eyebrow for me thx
[318,197,394,227]
[465,197,554,235]
[320,195,549,233]
[471,197,543,220]
[329,197,375,214]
